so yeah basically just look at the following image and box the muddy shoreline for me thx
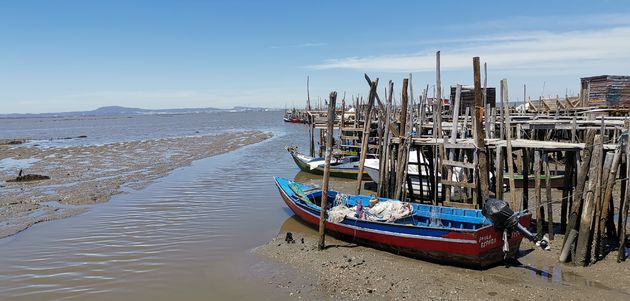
[255,177,630,300]
[0,131,272,238]
[256,229,630,301]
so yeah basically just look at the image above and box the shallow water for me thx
[0,111,280,147]
[0,157,40,171]
[0,112,315,300]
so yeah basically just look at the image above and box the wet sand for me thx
[256,177,630,301]
[257,229,630,300]
[0,131,272,238]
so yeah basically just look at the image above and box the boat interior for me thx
[279,177,492,231]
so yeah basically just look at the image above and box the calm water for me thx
[0,111,280,147]
[0,111,323,300]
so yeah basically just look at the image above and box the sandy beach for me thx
[0,131,272,238]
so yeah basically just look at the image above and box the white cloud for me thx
[308,26,630,73]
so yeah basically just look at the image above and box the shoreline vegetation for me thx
[0,131,272,239]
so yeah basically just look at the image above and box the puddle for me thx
[0,157,40,171]
[522,263,611,289]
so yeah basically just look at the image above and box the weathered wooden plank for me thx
[442,160,475,169]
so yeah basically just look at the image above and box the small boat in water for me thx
[287,146,370,179]
[274,176,547,268]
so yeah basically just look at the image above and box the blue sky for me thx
[1,0,630,113]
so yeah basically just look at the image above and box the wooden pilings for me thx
[300,57,630,266]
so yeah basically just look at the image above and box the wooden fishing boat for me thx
[287,146,370,179]
[274,176,533,268]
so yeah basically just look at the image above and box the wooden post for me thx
[560,151,576,232]
[445,85,462,204]
[575,135,603,266]
[523,84,527,116]
[435,51,444,203]
[522,148,530,210]
[318,91,337,250]
[378,81,394,197]
[544,152,554,240]
[619,123,630,262]
[534,150,543,238]
[594,151,614,259]
[495,146,504,200]
[502,79,517,210]
[563,129,596,247]
[394,78,410,200]
[309,114,315,157]
[483,62,487,107]
[474,57,490,203]
[355,76,377,195]
[306,75,311,111]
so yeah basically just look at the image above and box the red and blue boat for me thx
[274,176,535,268]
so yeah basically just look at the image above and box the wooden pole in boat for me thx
[318,91,337,251]
[355,75,378,195]
[473,57,490,203]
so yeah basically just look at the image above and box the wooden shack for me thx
[581,75,630,106]
[449,86,496,111]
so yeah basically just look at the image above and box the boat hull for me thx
[275,178,530,268]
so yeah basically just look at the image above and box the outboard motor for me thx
[482,198,550,253]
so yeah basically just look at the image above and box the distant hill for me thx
[0,106,278,118]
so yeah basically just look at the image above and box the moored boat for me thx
[287,146,370,179]
[274,176,538,268]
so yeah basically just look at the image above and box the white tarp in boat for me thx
[327,200,413,223]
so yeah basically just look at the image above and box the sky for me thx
[1,0,630,114]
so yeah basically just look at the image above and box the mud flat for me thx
[257,225,630,300]
[0,131,271,238]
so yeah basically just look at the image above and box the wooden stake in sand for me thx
[318,92,337,251]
